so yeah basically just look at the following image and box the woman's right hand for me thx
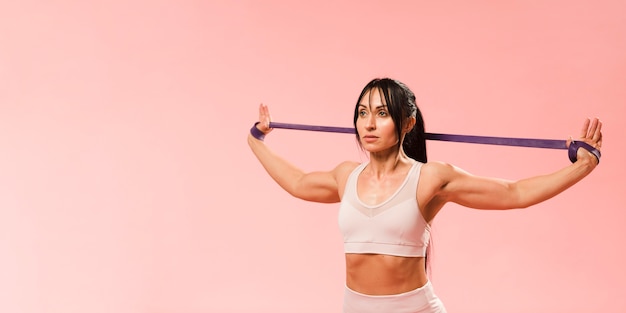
[256,103,273,135]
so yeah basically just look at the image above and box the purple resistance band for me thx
[267,122,600,164]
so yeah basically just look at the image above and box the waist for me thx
[345,253,428,295]
[343,280,446,313]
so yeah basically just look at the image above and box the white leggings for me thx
[343,280,447,313]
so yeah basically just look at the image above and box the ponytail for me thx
[403,107,427,163]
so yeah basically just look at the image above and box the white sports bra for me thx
[338,162,431,257]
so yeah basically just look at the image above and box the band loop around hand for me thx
[568,140,601,164]
[250,122,266,141]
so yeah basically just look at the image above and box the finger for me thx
[258,104,265,124]
[263,103,269,119]
[258,103,265,119]
[255,103,267,132]
[258,104,266,119]
[587,118,599,138]
[258,104,272,130]
[579,118,591,138]
[263,104,272,129]
[592,119,602,142]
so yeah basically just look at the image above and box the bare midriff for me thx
[345,253,428,295]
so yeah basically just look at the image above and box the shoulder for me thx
[420,161,466,188]
[333,161,361,198]
[421,161,456,177]
[333,161,360,177]
[416,161,467,210]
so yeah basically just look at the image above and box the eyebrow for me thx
[358,104,387,109]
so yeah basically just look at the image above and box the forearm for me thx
[514,158,597,208]
[247,133,305,196]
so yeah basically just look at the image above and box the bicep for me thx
[291,161,356,203]
[435,163,522,210]
[292,171,340,203]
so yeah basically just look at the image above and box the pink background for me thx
[1,1,625,312]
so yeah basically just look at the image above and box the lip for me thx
[362,135,378,143]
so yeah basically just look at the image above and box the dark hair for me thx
[352,78,431,273]
[353,78,427,162]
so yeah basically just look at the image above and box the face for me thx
[355,88,400,153]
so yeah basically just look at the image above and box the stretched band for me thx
[268,122,567,150]
[250,122,266,141]
[568,140,601,164]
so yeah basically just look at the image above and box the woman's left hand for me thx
[568,117,603,165]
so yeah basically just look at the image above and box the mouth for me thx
[362,135,378,142]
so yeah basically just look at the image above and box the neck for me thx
[367,150,412,178]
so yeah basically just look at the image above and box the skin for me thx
[248,89,603,295]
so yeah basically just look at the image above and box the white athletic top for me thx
[338,162,431,257]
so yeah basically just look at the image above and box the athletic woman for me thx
[247,78,602,313]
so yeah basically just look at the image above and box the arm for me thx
[247,103,348,203]
[431,118,602,210]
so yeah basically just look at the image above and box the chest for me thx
[356,173,410,206]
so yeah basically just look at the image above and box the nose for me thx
[366,114,376,130]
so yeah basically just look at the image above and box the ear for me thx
[404,116,416,133]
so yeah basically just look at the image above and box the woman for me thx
[247,78,602,313]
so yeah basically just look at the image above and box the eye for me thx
[359,110,367,117]
[378,110,388,117]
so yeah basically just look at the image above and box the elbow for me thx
[505,183,531,210]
